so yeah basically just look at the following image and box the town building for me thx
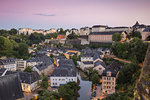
[32,55,54,75]
[102,61,121,95]
[18,28,33,35]
[80,27,91,35]
[92,25,108,32]
[0,58,17,71]
[50,67,77,87]
[5,71,39,93]
[50,59,77,87]
[16,59,27,71]
[88,31,125,42]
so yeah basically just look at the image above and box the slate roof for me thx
[92,25,108,28]
[82,61,93,64]
[0,68,7,76]
[51,67,76,77]
[5,71,39,84]
[0,58,16,65]
[143,27,150,32]
[102,61,121,77]
[93,53,102,61]
[32,55,53,71]
[0,73,24,100]
[107,61,121,73]
[59,59,74,67]
[89,31,123,35]
[94,60,106,68]
[102,69,117,77]
[19,72,39,84]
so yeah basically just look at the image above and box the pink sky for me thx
[0,0,150,29]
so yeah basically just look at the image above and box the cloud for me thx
[34,13,56,16]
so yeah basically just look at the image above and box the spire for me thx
[135,21,139,26]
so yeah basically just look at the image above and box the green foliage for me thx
[38,90,59,100]
[67,32,78,39]
[117,63,141,85]
[29,32,45,45]
[112,33,122,42]
[87,44,112,49]
[58,82,80,100]
[103,63,141,100]
[58,28,67,35]
[24,67,32,73]
[50,33,58,39]
[111,37,148,63]
[70,54,81,66]
[91,73,99,85]
[9,28,18,35]
[39,74,49,90]
[50,54,54,58]
[131,31,142,39]
[17,43,29,59]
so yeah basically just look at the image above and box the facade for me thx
[102,61,121,95]
[102,71,116,95]
[80,27,91,35]
[0,58,17,71]
[16,59,27,71]
[80,61,94,70]
[88,31,124,42]
[92,25,108,32]
[18,28,33,35]
[19,72,39,92]
[50,59,77,87]
[50,68,77,87]
[93,60,106,75]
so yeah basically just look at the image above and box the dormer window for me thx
[107,71,111,76]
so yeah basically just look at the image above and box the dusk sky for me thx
[0,0,150,30]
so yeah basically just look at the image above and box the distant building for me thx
[92,25,108,32]
[18,28,33,35]
[0,58,17,71]
[88,31,125,42]
[57,35,66,39]
[93,60,106,75]
[80,27,91,35]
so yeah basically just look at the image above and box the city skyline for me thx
[0,0,150,30]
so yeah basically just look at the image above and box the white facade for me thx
[92,26,107,32]
[16,59,27,71]
[50,76,77,87]
[81,56,93,62]
[80,62,94,70]
[18,28,33,35]
[80,27,91,35]
[3,63,17,71]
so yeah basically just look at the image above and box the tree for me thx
[9,28,18,35]
[112,33,122,42]
[24,67,32,73]
[58,82,80,100]
[67,32,78,39]
[17,43,29,59]
[131,31,142,39]
[91,73,99,85]
[39,74,49,90]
